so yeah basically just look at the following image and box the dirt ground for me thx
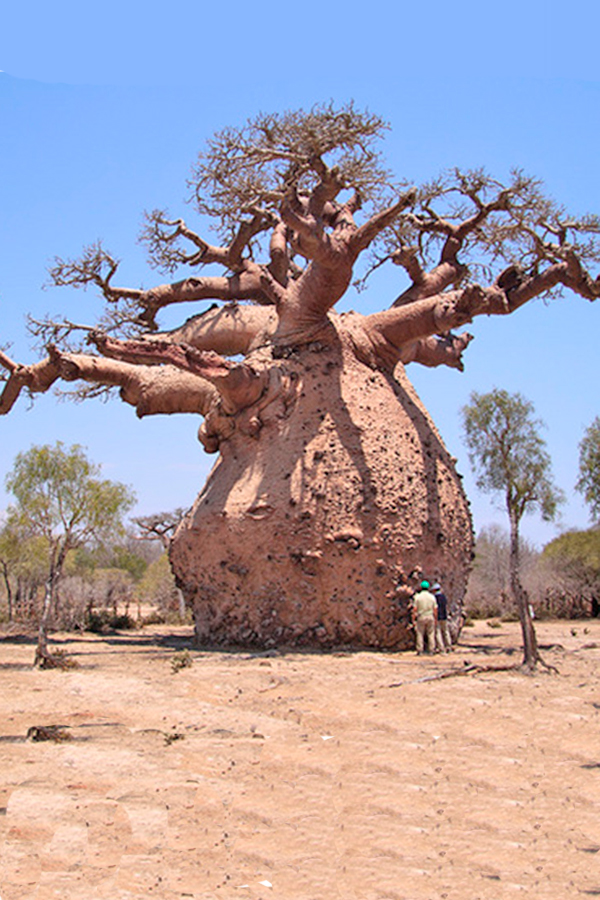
[0,618,599,900]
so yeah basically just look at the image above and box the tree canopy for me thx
[461,389,563,525]
[461,388,563,668]
[1,101,599,436]
[6,442,136,549]
[4,442,135,664]
[543,527,600,616]
[576,416,600,522]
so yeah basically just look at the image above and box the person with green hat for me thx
[411,579,438,654]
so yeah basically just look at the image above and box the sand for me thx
[0,618,599,899]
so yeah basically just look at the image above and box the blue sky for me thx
[1,1,599,546]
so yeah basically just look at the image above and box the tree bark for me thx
[34,541,68,668]
[508,508,539,670]
[170,319,474,649]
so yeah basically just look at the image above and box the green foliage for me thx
[3,443,136,647]
[543,528,600,586]
[576,416,600,522]
[544,527,600,569]
[541,527,600,617]
[5,442,136,548]
[0,516,49,583]
[74,543,148,581]
[461,388,563,524]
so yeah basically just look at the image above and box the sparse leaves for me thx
[461,388,564,523]
[576,416,600,521]
[2,104,599,420]
[5,442,136,548]
[189,101,392,238]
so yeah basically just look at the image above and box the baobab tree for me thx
[1,103,599,648]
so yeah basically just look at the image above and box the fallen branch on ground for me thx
[387,659,559,687]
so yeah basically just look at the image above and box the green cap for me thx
[420,580,430,590]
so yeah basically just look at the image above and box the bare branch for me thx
[134,508,187,548]
[48,242,143,303]
[140,209,231,272]
[350,189,417,254]
[268,221,292,285]
[135,266,278,330]
[188,102,391,239]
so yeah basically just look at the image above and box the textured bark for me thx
[509,510,540,670]
[170,316,473,649]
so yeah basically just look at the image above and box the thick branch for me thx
[399,332,474,371]
[149,303,277,355]
[91,334,268,415]
[350,190,417,254]
[136,267,277,329]
[370,284,509,353]
[268,221,292,285]
[280,201,327,262]
[306,159,345,218]
[392,258,467,306]
[508,256,600,308]
[372,257,598,366]
[0,348,217,418]
[0,351,63,414]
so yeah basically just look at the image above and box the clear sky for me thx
[1,0,599,547]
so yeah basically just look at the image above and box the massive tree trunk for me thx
[170,316,473,648]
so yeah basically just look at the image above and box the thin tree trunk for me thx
[34,542,68,667]
[508,509,539,669]
[1,562,13,622]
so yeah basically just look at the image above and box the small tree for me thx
[4,442,135,666]
[461,389,563,670]
[577,416,600,522]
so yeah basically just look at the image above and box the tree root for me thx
[523,653,560,675]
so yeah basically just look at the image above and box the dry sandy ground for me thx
[0,619,599,900]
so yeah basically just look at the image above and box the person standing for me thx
[433,582,452,653]
[411,580,438,654]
